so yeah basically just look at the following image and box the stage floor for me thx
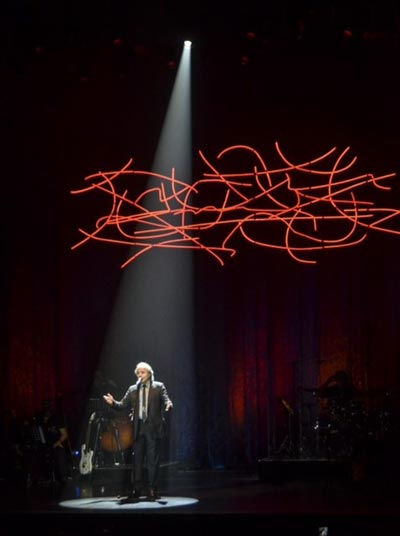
[1,462,399,535]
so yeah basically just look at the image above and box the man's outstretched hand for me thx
[103,393,115,405]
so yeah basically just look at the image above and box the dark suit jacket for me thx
[113,381,172,440]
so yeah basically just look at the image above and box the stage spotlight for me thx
[184,40,192,48]
[84,37,195,479]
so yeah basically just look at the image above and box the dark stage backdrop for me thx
[2,29,400,470]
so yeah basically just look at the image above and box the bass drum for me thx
[101,418,134,452]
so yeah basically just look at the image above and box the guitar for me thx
[79,412,96,475]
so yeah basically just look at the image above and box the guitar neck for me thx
[84,412,95,446]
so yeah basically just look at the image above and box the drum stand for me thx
[313,415,322,458]
[277,399,297,457]
[92,416,107,469]
[108,421,125,465]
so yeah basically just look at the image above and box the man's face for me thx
[137,368,151,383]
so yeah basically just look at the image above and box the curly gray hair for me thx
[135,361,154,380]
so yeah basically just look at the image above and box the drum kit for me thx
[276,383,394,460]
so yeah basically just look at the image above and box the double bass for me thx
[100,416,133,453]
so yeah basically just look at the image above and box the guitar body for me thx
[79,443,94,475]
[79,412,96,475]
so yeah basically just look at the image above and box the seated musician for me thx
[29,399,70,484]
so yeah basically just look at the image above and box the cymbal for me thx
[301,386,351,398]
[353,389,387,398]
[302,386,390,399]
[301,387,328,398]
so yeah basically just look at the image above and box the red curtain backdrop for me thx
[2,37,400,466]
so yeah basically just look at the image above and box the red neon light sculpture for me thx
[71,144,399,266]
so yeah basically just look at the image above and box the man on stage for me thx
[103,361,173,501]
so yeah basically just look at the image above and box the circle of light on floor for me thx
[59,496,199,510]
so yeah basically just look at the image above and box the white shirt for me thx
[139,381,150,420]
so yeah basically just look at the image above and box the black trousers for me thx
[131,421,161,490]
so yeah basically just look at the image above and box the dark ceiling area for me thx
[3,1,400,69]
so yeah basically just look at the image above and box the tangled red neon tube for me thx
[71,143,400,266]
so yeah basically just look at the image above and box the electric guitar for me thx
[79,412,96,475]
